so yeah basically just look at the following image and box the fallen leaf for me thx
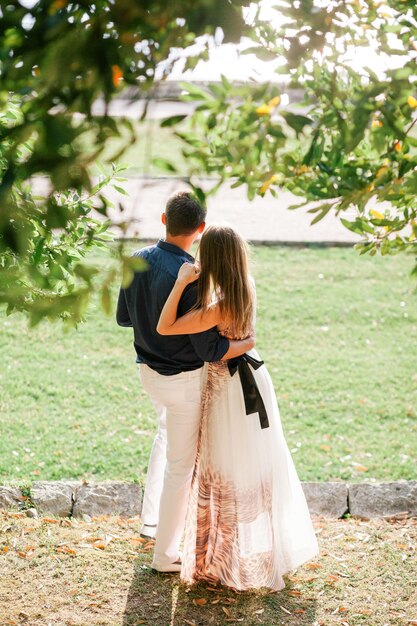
[354,465,369,472]
[193,598,207,606]
[326,574,340,583]
[254,608,264,615]
[294,609,306,614]
[57,546,77,555]
[319,444,331,452]
[183,620,196,626]
[60,519,73,527]
[306,562,322,569]
[2,546,9,553]
[128,537,146,545]
[287,575,300,582]
[41,517,59,524]
[288,590,302,597]
[23,545,36,552]
[222,607,231,617]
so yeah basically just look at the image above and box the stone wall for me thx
[1,481,416,520]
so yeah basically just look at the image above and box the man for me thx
[116,191,254,572]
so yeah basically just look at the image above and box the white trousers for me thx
[138,363,207,567]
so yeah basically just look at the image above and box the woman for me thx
[157,224,319,591]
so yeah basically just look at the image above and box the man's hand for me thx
[177,262,200,285]
[221,333,255,360]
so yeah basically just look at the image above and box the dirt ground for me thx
[0,511,416,626]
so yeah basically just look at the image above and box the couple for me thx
[117,191,319,591]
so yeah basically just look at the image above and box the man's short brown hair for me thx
[165,191,206,236]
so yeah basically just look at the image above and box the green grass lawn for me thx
[0,245,416,486]
[85,119,187,176]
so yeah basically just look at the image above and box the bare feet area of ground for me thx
[1,511,416,626]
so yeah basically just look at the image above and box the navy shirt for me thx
[116,240,229,375]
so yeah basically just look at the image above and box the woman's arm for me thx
[157,263,256,356]
[221,336,255,359]
[157,263,223,336]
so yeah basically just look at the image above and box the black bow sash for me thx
[227,353,269,429]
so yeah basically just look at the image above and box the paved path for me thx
[41,93,362,245]
[32,174,360,244]
[81,95,361,244]
[103,176,359,244]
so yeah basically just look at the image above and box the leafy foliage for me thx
[176,1,417,273]
[0,0,250,322]
[2,0,417,324]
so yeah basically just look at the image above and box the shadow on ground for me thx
[123,560,318,626]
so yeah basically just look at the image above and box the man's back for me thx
[116,239,228,375]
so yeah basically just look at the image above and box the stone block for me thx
[349,481,417,519]
[302,481,349,518]
[0,486,23,510]
[72,481,142,518]
[31,481,81,517]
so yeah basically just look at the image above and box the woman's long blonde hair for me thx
[196,225,254,338]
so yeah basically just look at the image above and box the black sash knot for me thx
[227,353,269,429]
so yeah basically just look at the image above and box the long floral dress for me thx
[180,322,319,591]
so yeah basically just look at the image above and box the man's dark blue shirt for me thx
[116,240,229,375]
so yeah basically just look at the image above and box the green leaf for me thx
[179,82,214,101]
[160,115,188,127]
[121,264,134,289]
[33,237,45,265]
[73,264,99,282]
[112,185,128,195]
[341,218,375,235]
[221,74,231,90]
[309,203,334,225]
[152,158,177,173]
[340,218,363,235]
[188,183,206,207]
[101,284,112,315]
[281,112,314,135]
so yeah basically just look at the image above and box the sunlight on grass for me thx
[0,246,416,484]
